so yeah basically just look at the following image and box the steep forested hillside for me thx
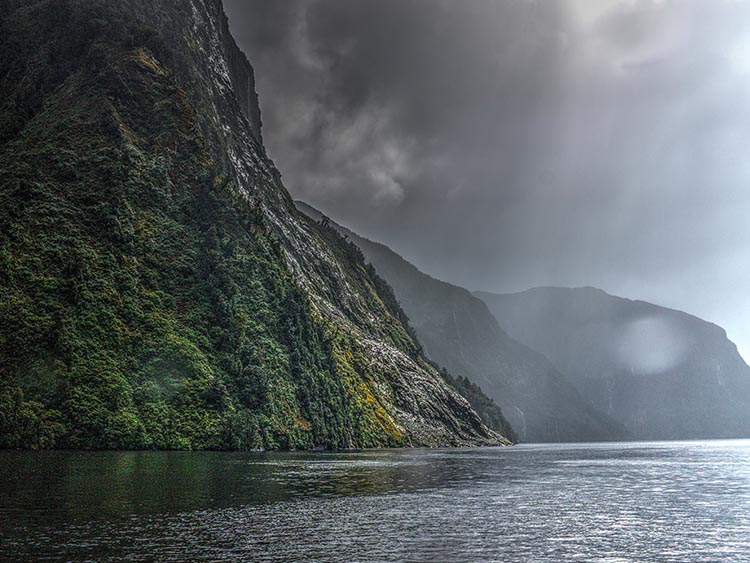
[0,0,506,449]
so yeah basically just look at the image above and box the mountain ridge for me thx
[477,286,750,440]
[297,201,628,443]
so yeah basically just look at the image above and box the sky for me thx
[223,0,750,358]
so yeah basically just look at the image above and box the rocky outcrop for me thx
[477,287,750,440]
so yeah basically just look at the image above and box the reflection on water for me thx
[2,442,750,562]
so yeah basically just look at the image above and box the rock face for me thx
[297,203,627,443]
[477,287,750,440]
[0,0,505,449]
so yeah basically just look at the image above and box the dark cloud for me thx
[224,0,750,357]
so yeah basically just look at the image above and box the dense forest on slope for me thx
[0,0,506,449]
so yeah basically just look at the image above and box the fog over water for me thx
[224,0,750,358]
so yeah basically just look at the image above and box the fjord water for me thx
[2,442,749,562]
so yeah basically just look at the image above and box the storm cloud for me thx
[223,0,750,357]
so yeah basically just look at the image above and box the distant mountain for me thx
[476,287,750,440]
[297,202,628,443]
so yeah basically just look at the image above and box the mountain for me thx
[0,0,508,449]
[476,287,750,440]
[296,202,627,443]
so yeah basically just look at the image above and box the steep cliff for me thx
[0,0,505,449]
[477,287,750,440]
[297,202,627,443]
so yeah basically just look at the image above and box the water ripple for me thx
[2,441,750,562]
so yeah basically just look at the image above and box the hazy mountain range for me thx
[299,202,750,442]
[297,202,627,443]
[478,287,750,440]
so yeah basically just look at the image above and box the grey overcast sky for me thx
[223,0,750,358]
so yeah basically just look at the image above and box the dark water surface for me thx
[2,441,749,562]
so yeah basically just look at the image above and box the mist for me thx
[223,0,750,358]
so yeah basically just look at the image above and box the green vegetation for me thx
[0,0,410,450]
